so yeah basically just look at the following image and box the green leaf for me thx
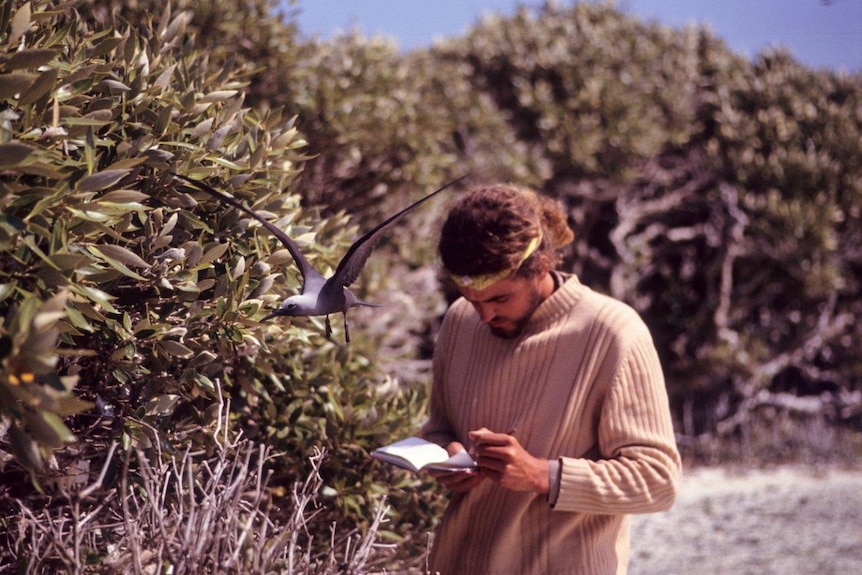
[0,283,16,304]
[17,67,58,106]
[191,117,214,139]
[187,350,217,369]
[8,427,42,472]
[145,394,180,416]
[24,410,73,449]
[85,201,149,217]
[75,169,131,193]
[208,156,245,170]
[198,90,239,103]
[14,162,66,180]
[159,340,194,357]
[161,11,192,44]
[65,304,94,332]
[0,72,37,99]
[69,284,119,314]
[89,267,134,283]
[90,36,124,59]
[0,142,36,167]
[97,189,150,203]
[65,207,112,223]
[100,79,130,92]
[153,64,176,91]
[194,373,216,394]
[48,253,89,271]
[64,63,97,86]
[91,244,150,269]
[82,110,114,125]
[8,2,32,47]
[1,49,57,71]
[197,242,230,268]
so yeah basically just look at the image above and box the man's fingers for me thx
[469,429,515,447]
[445,441,468,457]
[433,469,484,492]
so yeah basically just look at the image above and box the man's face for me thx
[458,273,551,339]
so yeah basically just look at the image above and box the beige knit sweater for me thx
[421,274,681,575]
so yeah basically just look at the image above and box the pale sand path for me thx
[630,465,862,575]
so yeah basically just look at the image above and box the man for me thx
[421,184,681,574]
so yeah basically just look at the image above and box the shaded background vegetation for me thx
[1,0,860,572]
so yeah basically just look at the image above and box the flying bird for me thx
[171,173,467,343]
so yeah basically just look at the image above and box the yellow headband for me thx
[448,232,542,290]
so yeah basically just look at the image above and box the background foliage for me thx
[1,0,860,572]
[440,4,862,458]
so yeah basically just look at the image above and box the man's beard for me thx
[488,285,545,339]
[489,320,529,339]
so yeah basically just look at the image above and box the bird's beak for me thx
[260,309,288,322]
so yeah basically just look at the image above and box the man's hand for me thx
[469,427,550,493]
[428,441,485,493]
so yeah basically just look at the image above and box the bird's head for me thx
[260,295,311,321]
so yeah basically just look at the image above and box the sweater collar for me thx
[520,272,585,335]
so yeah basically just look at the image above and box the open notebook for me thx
[371,436,477,473]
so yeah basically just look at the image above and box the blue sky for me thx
[284,0,861,72]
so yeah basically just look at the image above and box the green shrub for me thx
[1,2,441,569]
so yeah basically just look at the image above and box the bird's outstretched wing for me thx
[171,173,324,290]
[333,175,469,288]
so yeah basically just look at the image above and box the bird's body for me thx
[276,280,371,322]
[172,174,466,342]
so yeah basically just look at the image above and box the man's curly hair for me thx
[439,184,573,280]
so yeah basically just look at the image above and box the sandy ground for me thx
[629,465,862,575]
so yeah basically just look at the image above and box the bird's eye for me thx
[286,303,297,310]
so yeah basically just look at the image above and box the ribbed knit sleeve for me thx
[553,332,681,514]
